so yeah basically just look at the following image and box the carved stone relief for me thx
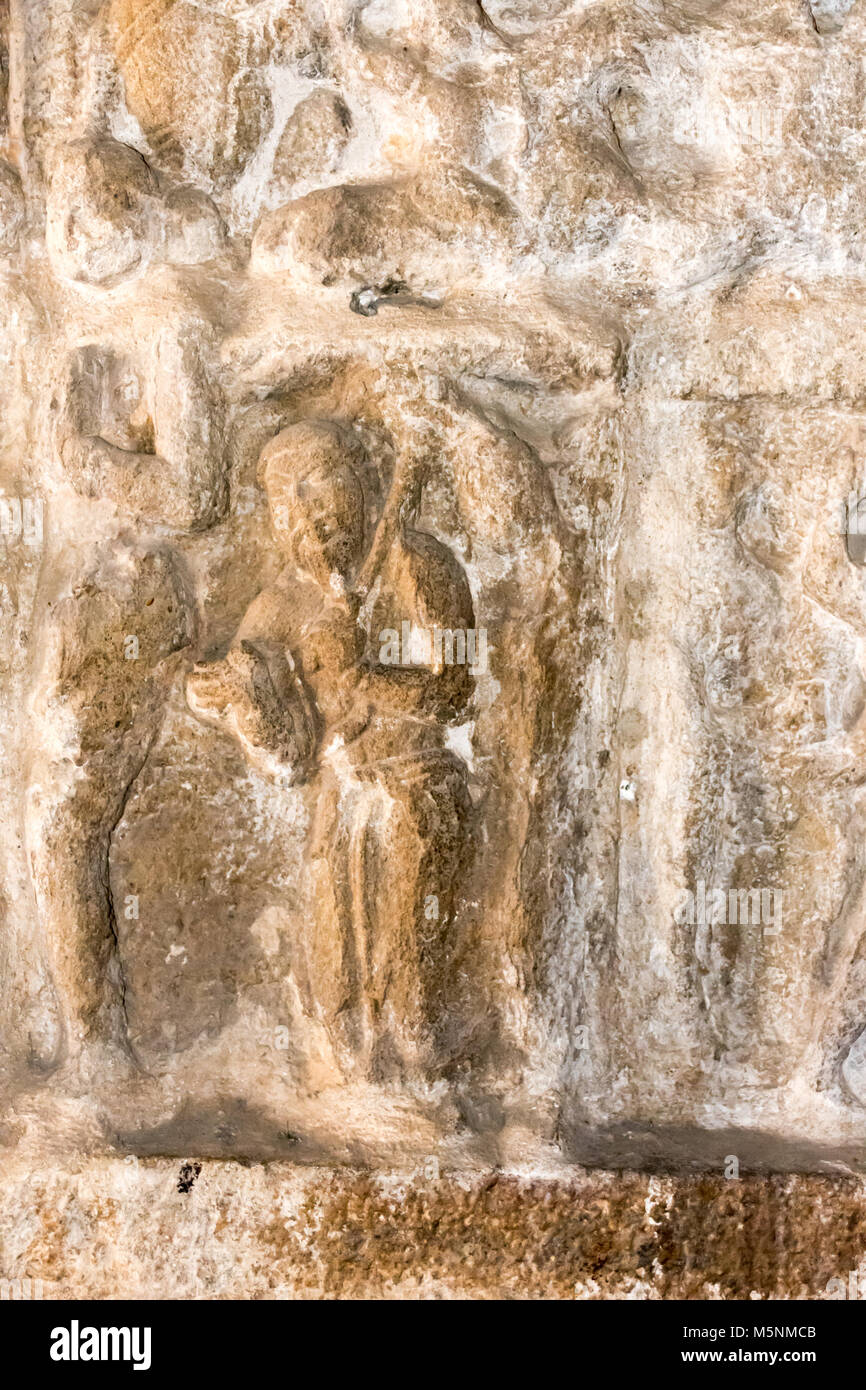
[5,0,866,1300]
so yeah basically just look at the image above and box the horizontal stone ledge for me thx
[1,1163,865,1299]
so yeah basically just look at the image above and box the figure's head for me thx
[258,422,366,584]
[46,137,159,286]
[108,0,270,188]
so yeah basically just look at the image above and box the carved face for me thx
[270,460,365,583]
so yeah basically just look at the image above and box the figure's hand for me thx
[186,658,247,722]
[187,643,320,783]
[233,640,319,778]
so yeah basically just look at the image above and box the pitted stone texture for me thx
[1,1161,866,1300]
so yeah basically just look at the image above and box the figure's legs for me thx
[701,893,827,1088]
[303,774,374,1070]
[301,757,472,1079]
[27,750,154,1057]
[364,756,472,1075]
[25,545,190,1064]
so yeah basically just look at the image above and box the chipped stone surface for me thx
[4,0,866,1298]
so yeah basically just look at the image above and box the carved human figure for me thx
[685,465,866,1092]
[25,322,226,1068]
[187,421,475,1078]
[20,117,231,1068]
[26,548,192,1060]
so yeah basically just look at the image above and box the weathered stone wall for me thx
[4,0,866,1298]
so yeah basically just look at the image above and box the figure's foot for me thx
[186,658,238,722]
[26,991,65,1073]
[74,1029,143,1090]
[4,969,66,1076]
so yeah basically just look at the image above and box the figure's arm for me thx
[151,326,227,531]
[356,448,419,597]
[356,660,473,721]
[60,431,193,525]
[59,333,226,531]
[58,348,175,516]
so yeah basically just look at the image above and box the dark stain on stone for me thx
[177,1161,201,1194]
